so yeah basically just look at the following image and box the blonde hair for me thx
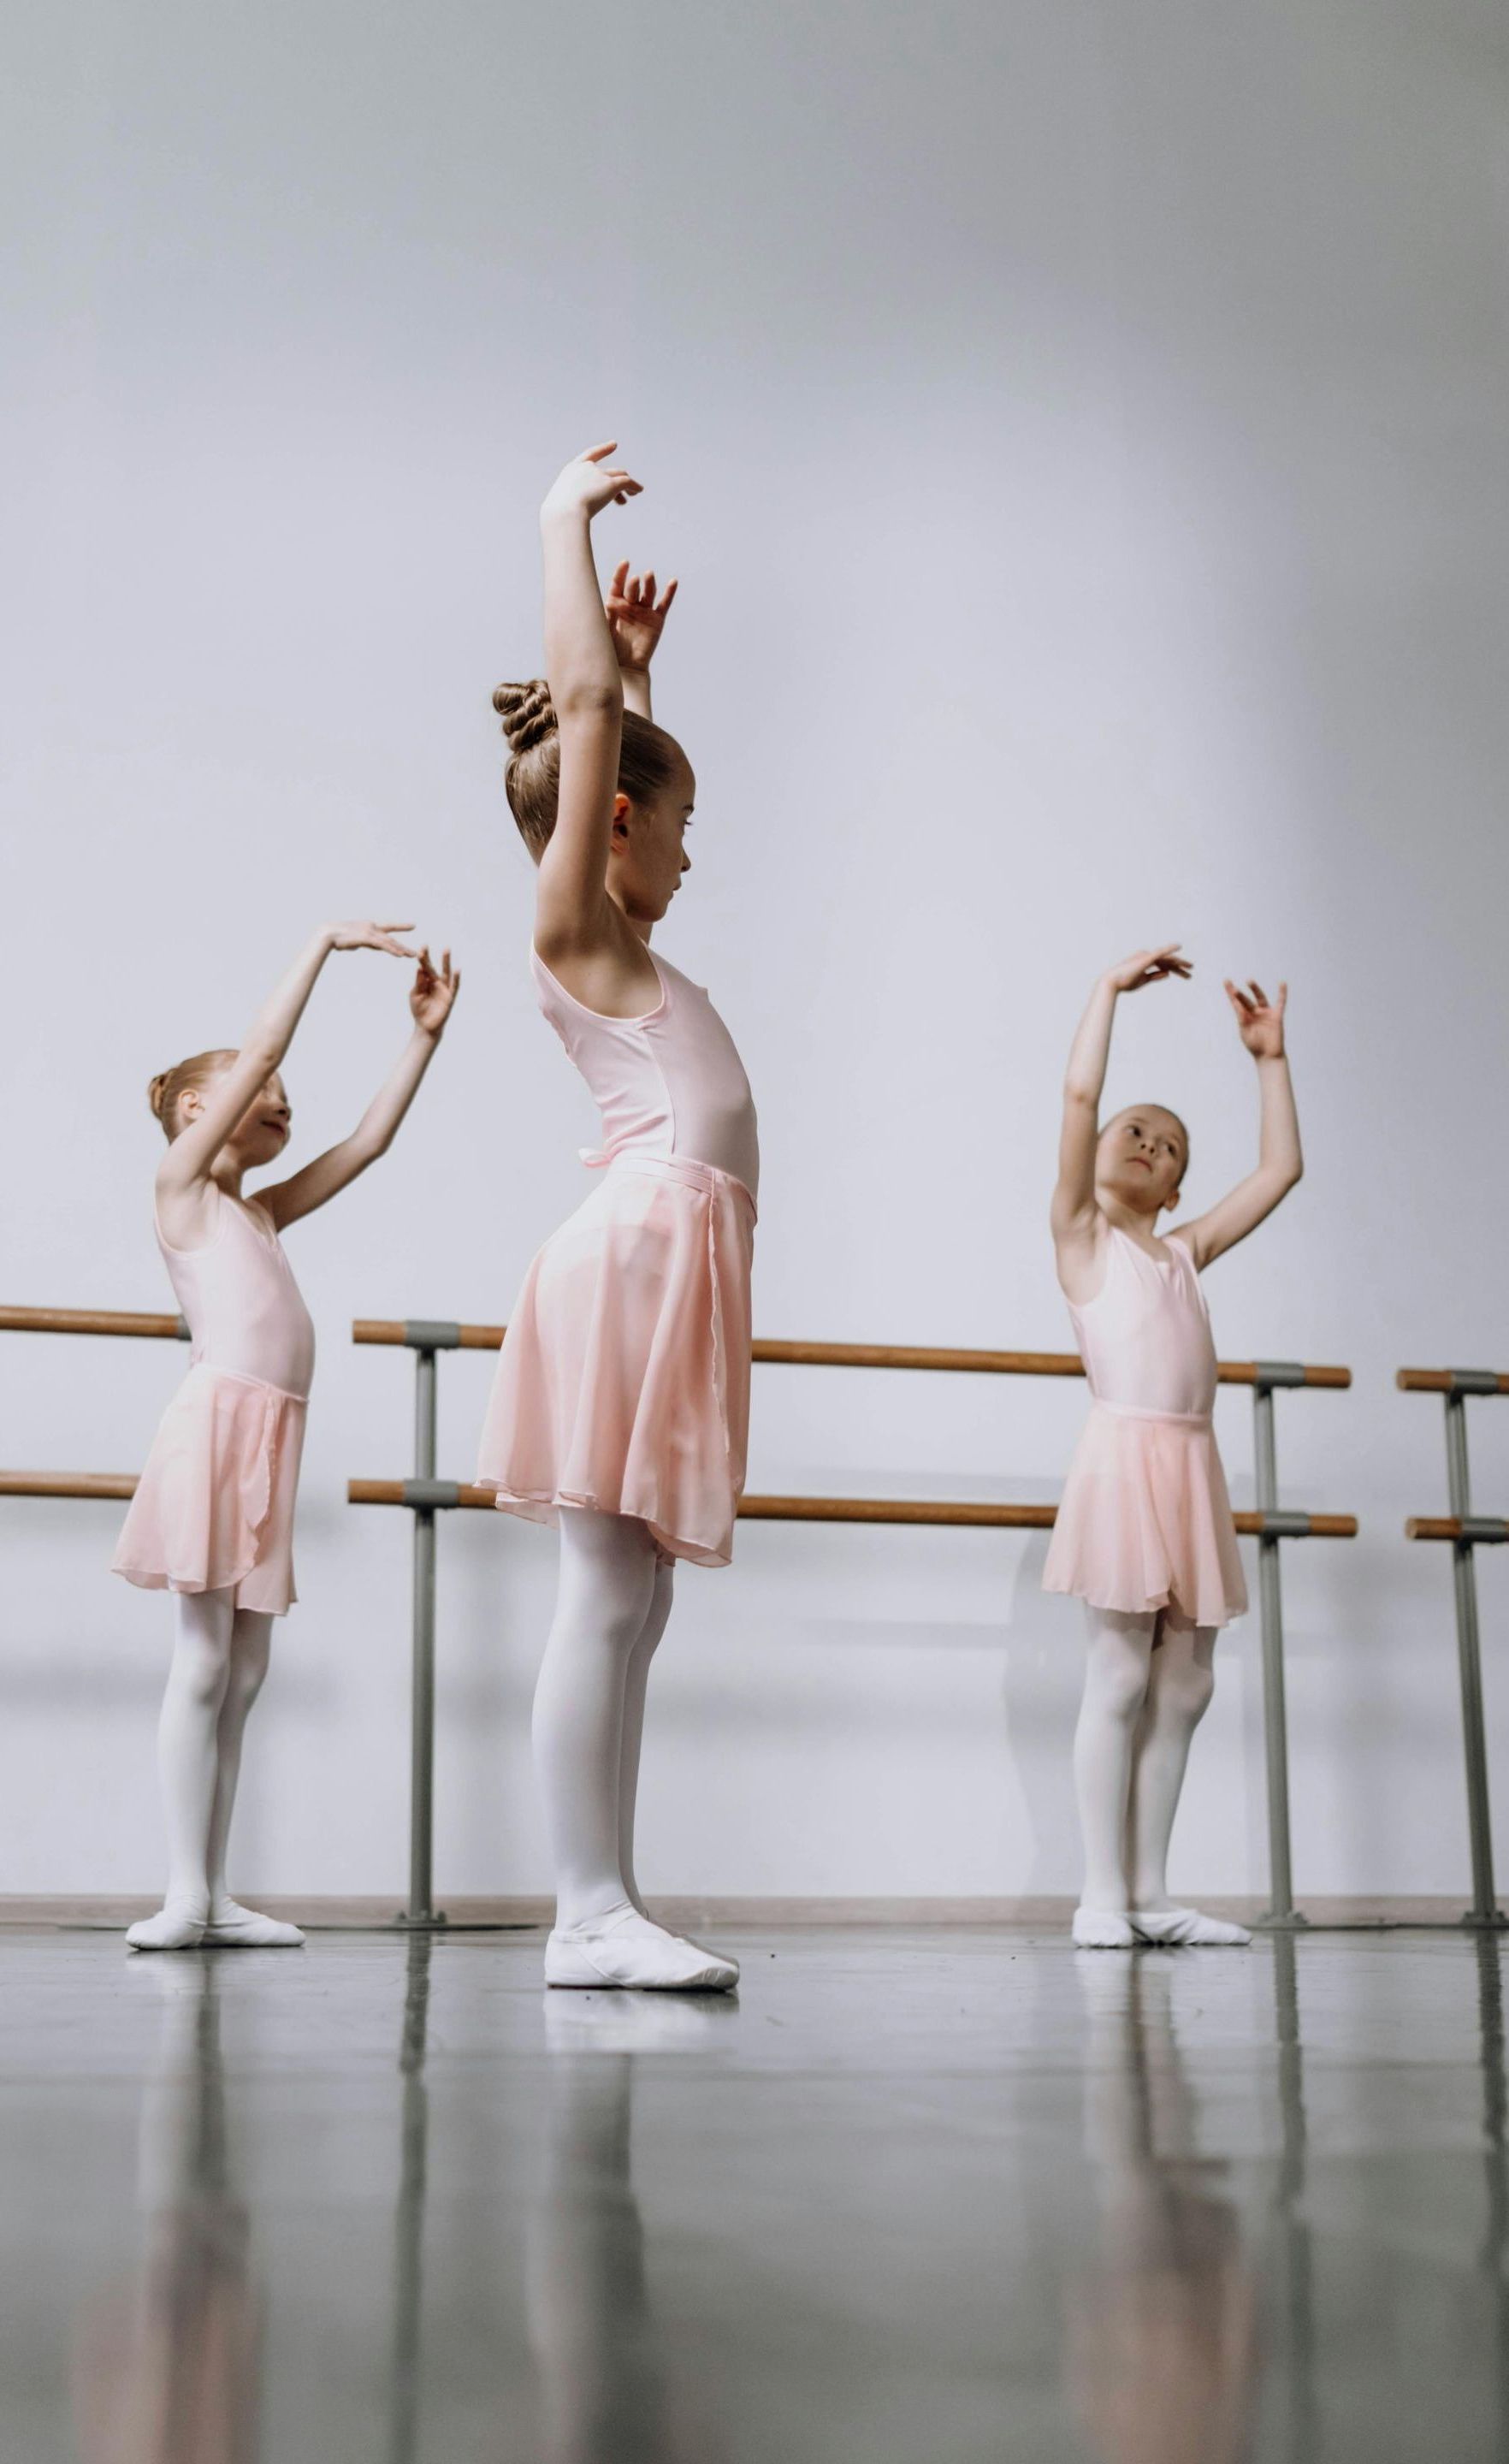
[491,678,682,861]
[147,1049,237,1142]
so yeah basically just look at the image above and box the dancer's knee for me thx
[167,1590,238,1712]
[556,1508,660,1655]
[631,1561,675,1666]
[169,1632,234,1715]
[1157,1655,1216,1728]
[225,1617,273,1717]
[1093,1664,1151,1727]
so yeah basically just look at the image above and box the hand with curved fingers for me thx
[606,560,678,673]
[411,947,460,1039]
[1175,978,1301,1269]
[257,937,461,1231]
[1105,945,1192,996]
[1224,977,1287,1060]
[329,921,420,958]
[541,441,643,524]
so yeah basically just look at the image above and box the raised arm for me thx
[532,443,643,962]
[1051,948,1190,1288]
[257,949,460,1231]
[1172,982,1302,1270]
[156,921,417,1236]
[605,559,678,723]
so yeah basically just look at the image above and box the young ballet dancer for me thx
[1044,947,1302,1949]
[114,924,460,1949]
[478,441,757,1993]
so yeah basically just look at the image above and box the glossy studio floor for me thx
[8,1922,1509,2463]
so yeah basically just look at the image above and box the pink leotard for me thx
[113,1189,314,1614]
[531,945,759,1199]
[1065,1227,1216,1422]
[476,945,758,1567]
[1043,1223,1247,1627]
[157,1192,315,1399]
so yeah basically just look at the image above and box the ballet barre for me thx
[1400,1367,1509,1930]
[0,1308,187,1508]
[351,1320,1355,1932]
[0,1305,188,1342]
[351,1483,1358,1540]
[0,1471,138,1501]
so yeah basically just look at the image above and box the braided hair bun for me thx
[492,678,558,757]
[491,673,678,862]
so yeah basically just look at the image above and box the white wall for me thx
[4,0,1508,1902]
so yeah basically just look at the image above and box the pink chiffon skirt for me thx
[112,1362,308,1617]
[476,1152,756,1568]
[1043,1401,1248,1630]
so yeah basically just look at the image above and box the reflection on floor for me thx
[5,1926,1509,2461]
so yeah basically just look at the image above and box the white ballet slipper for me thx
[630,1902,734,1981]
[1072,1906,1139,1950]
[1130,1904,1252,1947]
[545,1907,737,1993]
[679,1938,739,1983]
[202,1901,305,1948]
[639,1912,740,1984]
[126,1902,208,1952]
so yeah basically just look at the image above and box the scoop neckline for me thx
[156,1188,275,1258]
[1111,1222,1180,1270]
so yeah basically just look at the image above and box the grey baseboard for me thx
[0,1893,1488,1932]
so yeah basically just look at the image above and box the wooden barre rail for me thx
[1,1472,1353,1537]
[0,1464,1362,1536]
[1407,1518,1509,1543]
[0,1306,185,1341]
[0,1471,138,1501]
[0,1307,1352,1389]
[351,1320,1350,1386]
[1400,1370,1509,1395]
[346,1479,1357,1537]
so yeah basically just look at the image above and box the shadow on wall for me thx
[1001,1528,1084,1894]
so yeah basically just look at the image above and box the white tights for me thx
[157,1586,272,1916]
[1073,1607,1217,1914]
[128,1587,301,1948]
[532,1507,674,1933]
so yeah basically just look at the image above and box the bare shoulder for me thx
[153,1159,219,1253]
[1052,1206,1110,1308]
[535,909,660,1019]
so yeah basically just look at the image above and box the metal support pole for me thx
[394,1348,446,1930]
[1251,1381,1306,1929]
[1444,1392,1506,1929]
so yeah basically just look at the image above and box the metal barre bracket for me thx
[1460,1517,1509,1546]
[1251,1509,1319,1540]
[175,1317,190,1342]
[402,1478,463,1510]
[1252,1360,1308,1390]
[1447,1370,1505,1398]
[402,1320,465,1352]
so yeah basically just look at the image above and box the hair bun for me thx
[493,678,557,757]
[147,1071,169,1119]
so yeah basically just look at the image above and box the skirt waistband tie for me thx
[1089,1397,1213,1430]
[581,1146,757,1222]
[186,1358,311,1407]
